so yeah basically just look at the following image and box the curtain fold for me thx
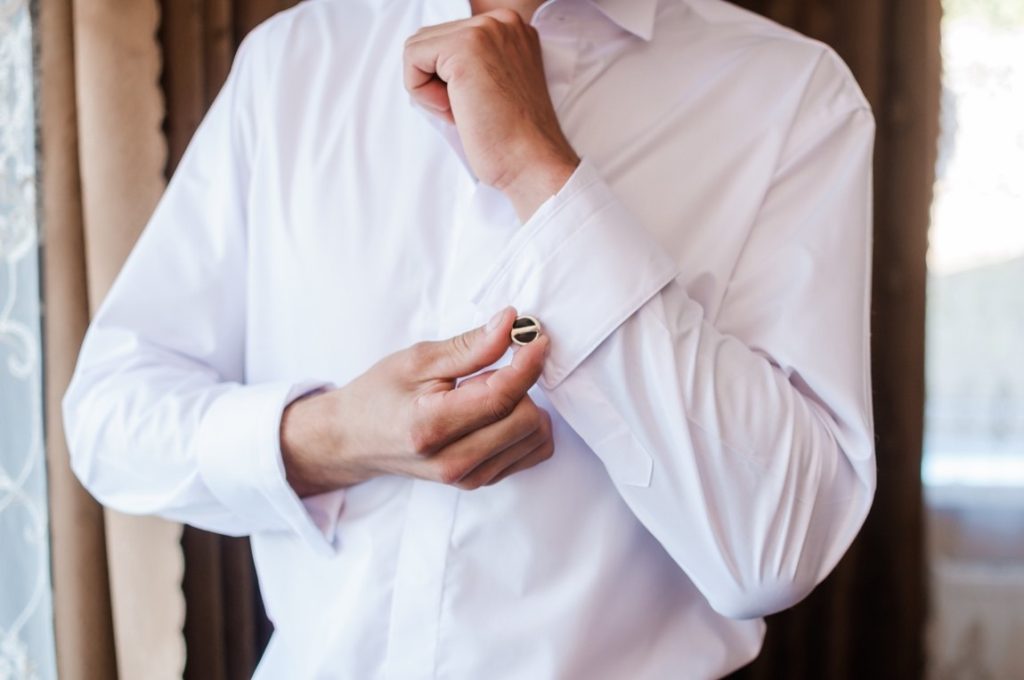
[40,0,185,678]
[38,1,118,677]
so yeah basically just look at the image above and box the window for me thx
[925,1,1024,488]
[924,1,1024,677]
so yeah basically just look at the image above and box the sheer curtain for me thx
[0,2,57,678]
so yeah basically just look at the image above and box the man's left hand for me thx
[404,8,580,220]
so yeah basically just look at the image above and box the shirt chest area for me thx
[242,66,777,385]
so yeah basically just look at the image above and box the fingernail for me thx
[486,307,508,332]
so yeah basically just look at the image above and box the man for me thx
[63,0,876,677]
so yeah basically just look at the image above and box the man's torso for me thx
[240,1,864,677]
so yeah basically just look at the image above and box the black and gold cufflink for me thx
[511,315,542,345]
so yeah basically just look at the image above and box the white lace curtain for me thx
[0,1,57,678]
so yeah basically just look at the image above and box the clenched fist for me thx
[404,8,580,220]
[281,308,554,496]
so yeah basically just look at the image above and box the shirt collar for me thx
[424,1,658,42]
[587,0,657,41]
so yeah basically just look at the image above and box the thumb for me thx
[423,307,515,379]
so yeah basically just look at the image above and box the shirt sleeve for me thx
[469,60,877,620]
[62,27,344,555]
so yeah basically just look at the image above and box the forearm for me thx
[468,102,875,617]
[64,335,278,534]
[280,387,373,497]
[545,282,874,619]
[498,147,579,222]
[63,313,341,553]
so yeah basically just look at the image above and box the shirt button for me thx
[511,315,542,345]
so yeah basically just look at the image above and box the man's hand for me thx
[404,9,580,220]
[281,308,554,497]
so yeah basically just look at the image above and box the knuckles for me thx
[436,459,469,485]
[407,416,444,457]
[485,392,518,422]
[540,408,552,435]
[512,396,543,430]
[445,330,476,366]
[471,9,522,36]
[403,341,431,364]
[453,475,484,491]
[457,26,495,59]
[402,10,538,89]
[402,341,434,375]
[484,7,523,26]
[540,439,555,461]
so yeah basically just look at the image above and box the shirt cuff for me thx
[195,380,343,556]
[469,159,679,389]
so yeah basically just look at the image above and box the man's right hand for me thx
[280,307,554,497]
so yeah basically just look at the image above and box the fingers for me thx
[419,401,554,489]
[412,77,454,121]
[403,28,468,115]
[455,367,496,389]
[403,10,530,118]
[423,398,541,484]
[404,10,527,54]
[457,408,553,489]
[413,333,549,450]
[403,37,452,119]
[477,334,548,403]
[411,307,515,381]
[485,440,555,486]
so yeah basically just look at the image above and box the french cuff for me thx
[469,159,679,389]
[195,380,343,556]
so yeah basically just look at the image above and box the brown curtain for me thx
[40,0,939,677]
[40,1,185,678]
[38,3,118,679]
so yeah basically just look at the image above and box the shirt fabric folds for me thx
[63,0,877,677]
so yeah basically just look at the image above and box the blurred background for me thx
[924,1,1024,677]
[0,0,1020,678]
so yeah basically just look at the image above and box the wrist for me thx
[497,141,579,222]
[280,387,368,497]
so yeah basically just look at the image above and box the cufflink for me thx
[511,315,542,345]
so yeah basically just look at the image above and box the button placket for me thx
[385,7,584,677]
[383,181,524,680]
[382,167,478,680]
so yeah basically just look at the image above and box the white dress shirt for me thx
[63,0,876,677]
